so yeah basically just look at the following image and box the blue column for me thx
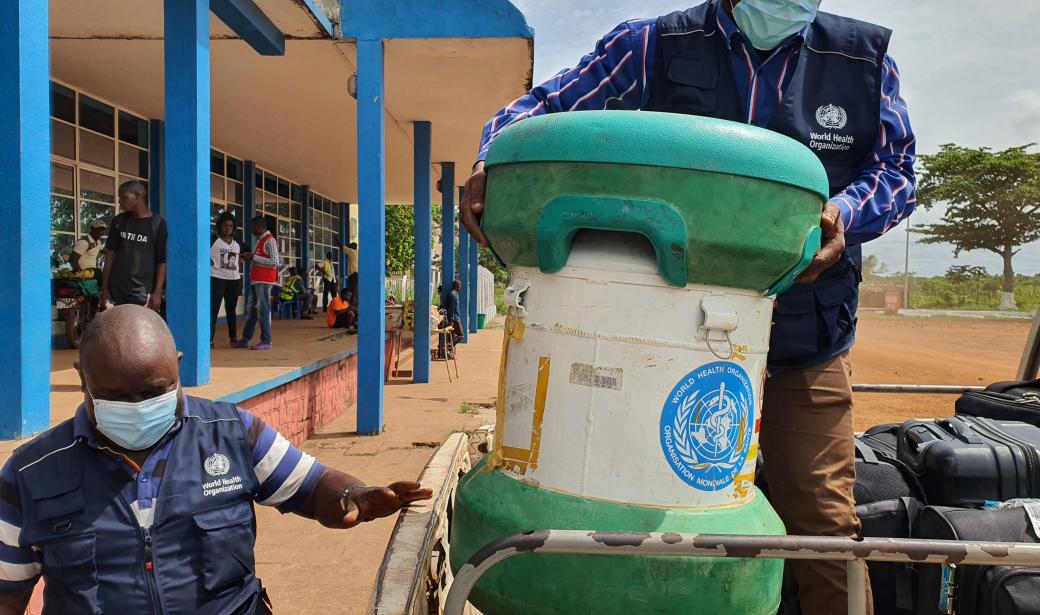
[468,217,479,334]
[242,160,256,306]
[0,0,50,438]
[300,185,311,272]
[412,121,432,384]
[456,195,469,344]
[164,0,210,386]
[356,38,386,435]
[148,120,166,216]
[439,162,455,305]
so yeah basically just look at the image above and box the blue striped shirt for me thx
[0,403,325,592]
[477,4,916,245]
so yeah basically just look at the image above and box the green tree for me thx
[862,254,888,279]
[385,205,414,273]
[917,144,1040,310]
[385,204,443,274]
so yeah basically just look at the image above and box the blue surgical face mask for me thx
[731,0,822,51]
[90,388,179,451]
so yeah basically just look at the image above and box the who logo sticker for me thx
[659,362,755,492]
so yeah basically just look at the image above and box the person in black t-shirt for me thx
[101,181,168,312]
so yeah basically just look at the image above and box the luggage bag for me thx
[915,506,1040,615]
[956,379,1040,426]
[897,416,1040,508]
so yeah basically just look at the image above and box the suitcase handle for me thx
[937,417,984,444]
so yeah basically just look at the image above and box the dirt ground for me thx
[849,311,1031,430]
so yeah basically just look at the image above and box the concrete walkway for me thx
[252,325,500,614]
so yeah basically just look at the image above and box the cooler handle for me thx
[535,195,688,288]
[765,226,822,296]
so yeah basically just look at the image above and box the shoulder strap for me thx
[854,438,879,464]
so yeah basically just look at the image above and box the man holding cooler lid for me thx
[460,1,917,611]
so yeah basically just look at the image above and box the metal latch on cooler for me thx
[504,279,531,318]
[697,296,739,360]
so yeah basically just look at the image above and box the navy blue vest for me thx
[10,397,262,615]
[648,2,891,370]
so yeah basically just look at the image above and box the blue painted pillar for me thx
[467,190,479,334]
[0,0,50,438]
[148,120,166,216]
[164,0,210,386]
[356,38,386,435]
[456,198,470,345]
[300,185,311,272]
[412,121,432,384]
[242,160,256,306]
[439,162,455,306]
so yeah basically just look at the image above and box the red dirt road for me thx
[849,312,1032,430]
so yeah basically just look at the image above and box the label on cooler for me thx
[659,361,755,492]
[568,363,624,391]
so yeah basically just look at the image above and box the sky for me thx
[509,0,1040,277]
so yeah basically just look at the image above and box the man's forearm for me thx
[297,468,365,528]
[100,251,114,293]
[153,262,167,295]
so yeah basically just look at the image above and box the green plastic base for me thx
[450,460,786,615]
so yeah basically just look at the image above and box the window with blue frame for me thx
[254,166,303,279]
[308,192,340,285]
[209,148,245,239]
[49,81,150,269]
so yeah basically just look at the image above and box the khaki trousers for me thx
[759,352,873,615]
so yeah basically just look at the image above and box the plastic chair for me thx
[278,298,300,320]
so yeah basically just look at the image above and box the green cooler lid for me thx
[485,111,829,200]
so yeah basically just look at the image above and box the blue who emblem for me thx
[659,362,755,492]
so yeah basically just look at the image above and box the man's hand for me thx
[340,482,433,528]
[796,203,846,284]
[99,289,110,311]
[241,251,253,262]
[460,162,489,246]
[148,293,162,312]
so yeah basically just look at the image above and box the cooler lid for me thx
[485,111,830,201]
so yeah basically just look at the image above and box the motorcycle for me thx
[54,277,101,349]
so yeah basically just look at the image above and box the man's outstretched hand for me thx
[340,482,433,528]
[796,203,846,284]
[460,162,489,246]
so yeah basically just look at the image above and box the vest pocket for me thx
[39,533,103,614]
[770,289,819,364]
[666,57,718,114]
[194,501,256,592]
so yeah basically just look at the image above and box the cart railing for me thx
[445,531,1040,615]
[852,384,984,394]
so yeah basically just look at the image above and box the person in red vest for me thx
[234,216,279,350]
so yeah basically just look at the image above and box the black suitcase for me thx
[915,506,1040,615]
[957,379,1040,426]
[858,497,923,615]
[897,416,1040,507]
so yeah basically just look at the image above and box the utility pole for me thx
[903,221,912,310]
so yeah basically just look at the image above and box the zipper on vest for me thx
[142,527,163,614]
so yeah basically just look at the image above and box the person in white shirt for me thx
[68,219,107,274]
[209,212,244,346]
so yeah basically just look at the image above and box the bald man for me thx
[0,305,430,614]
